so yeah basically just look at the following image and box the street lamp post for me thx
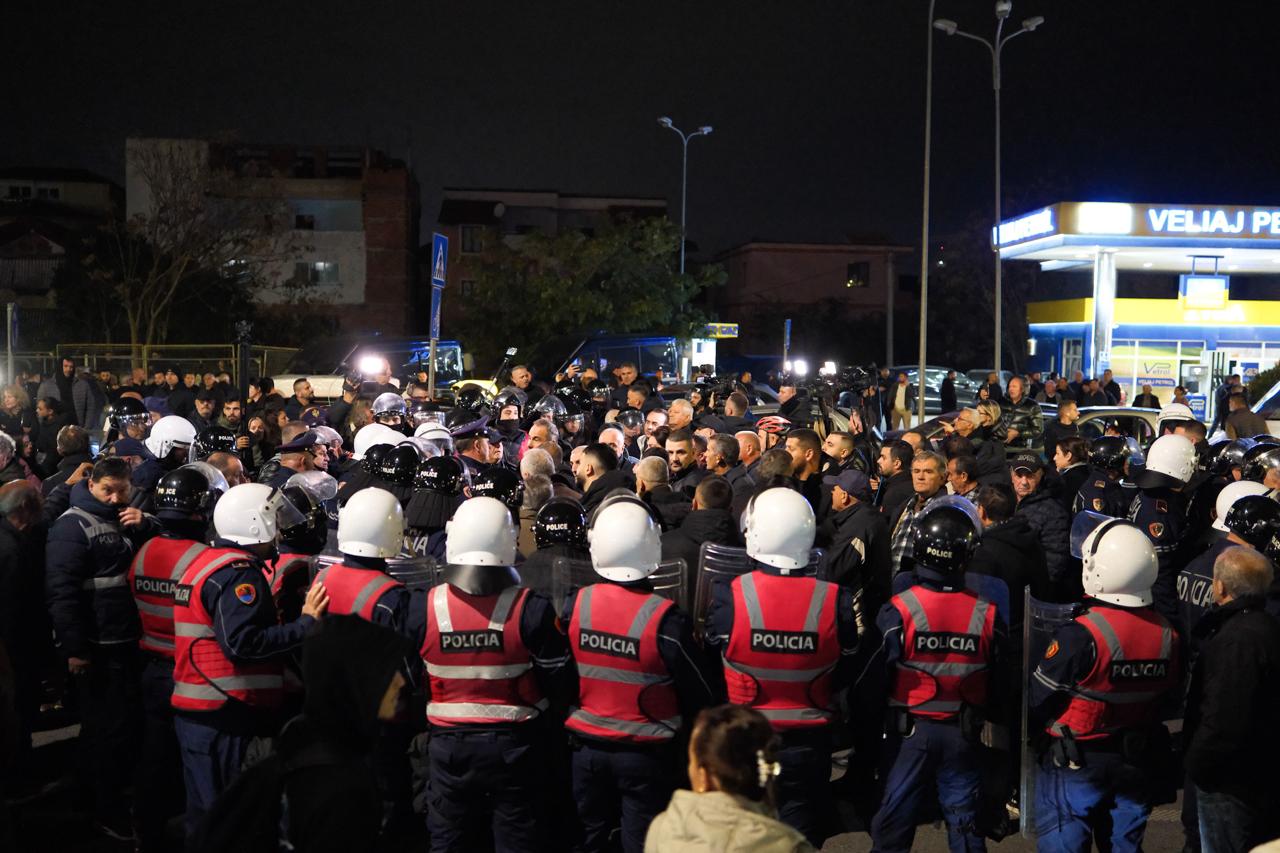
[658,117,713,274]
[917,0,938,425]
[934,3,1044,376]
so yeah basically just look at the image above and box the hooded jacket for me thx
[661,508,741,589]
[968,516,1052,628]
[581,469,637,516]
[644,789,814,853]
[642,483,692,532]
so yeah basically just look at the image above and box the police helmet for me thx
[375,442,424,487]
[911,498,982,582]
[1088,435,1131,473]
[154,462,229,517]
[1210,437,1257,478]
[193,426,236,461]
[557,385,592,414]
[533,497,588,549]
[470,467,524,511]
[452,384,493,416]
[408,399,446,428]
[443,406,477,433]
[111,396,149,431]
[414,421,454,455]
[492,386,528,420]
[278,480,329,555]
[586,379,612,403]
[372,392,407,423]
[531,393,568,420]
[417,455,465,494]
[362,442,395,475]
[1223,494,1280,555]
[1241,441,1280,483]
[615,407,644,431]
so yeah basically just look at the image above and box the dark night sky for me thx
[7,1,1280,256]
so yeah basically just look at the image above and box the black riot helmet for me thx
[470,467,524,511]
[533,497,588,549]
[278,483,329,556]
[375,443,424,487]
[111,396,149,432]
[615,407,644,432]
[193,426,236,461]
[417,455,466,495]
[452,384,493,417]
[530,393,568,421]
[408,399,446,428]
[558,385,592,413]
[1223,494,1280,558]
[910,498,982,583]
[362,442,394,475]
[1088,435,1132,473]
[492,386,528,420]
[1241,440,1280,483]
[1211,437,1257,479]
[154,463,228,517]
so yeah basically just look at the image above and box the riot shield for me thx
[693,543,826,628]
[550,557,601,620]
[386,554,441,592]
[649,558,689,612]
[1020,591,1079,840]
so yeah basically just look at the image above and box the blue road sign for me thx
[783,318,792,352]
[431,233,448,289]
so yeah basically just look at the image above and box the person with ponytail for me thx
[644,705,814,852]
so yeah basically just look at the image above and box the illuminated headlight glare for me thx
[793,359,809,377]
[1076,202,1133,235]
[784,360,793,373]
[820,361,837,376]
[358,355,384,376]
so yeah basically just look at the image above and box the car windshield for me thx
[286,339,463,386]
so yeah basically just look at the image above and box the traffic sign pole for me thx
[428,233,449,401]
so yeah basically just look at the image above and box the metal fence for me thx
[51,343,299,387]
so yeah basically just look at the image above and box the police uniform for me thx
[1029,601,1181,852]
[1127,488,1188,622]
[170,539,316,838]
[1175,537,1234,648]
[127,530,212,849]
[563,581,715,853]
[267,550,317,624]
[311,556,409,630]
[705,568,858,846]
[867,579,1005,852]
[405,572,568,852]
[1074,468,1128,518]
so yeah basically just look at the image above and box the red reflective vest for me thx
[171,547,285,713]
[267,552,314,603]
[1047,605,1178,741]
[889,585,996,721]
[128,536,210,658]
[723,572,840,730]
[420,584,545,727]
[312,562,402,622]
[565,584,679,743]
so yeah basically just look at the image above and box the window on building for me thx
[460,225,483,254]
[460,279,476,297]
[294,261,341,286]
[36,187,60,200]
[845,262,870,289]
[294,214,316,230]
[7,185,32,199]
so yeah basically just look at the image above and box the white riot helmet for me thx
[146,415,198,460]
[742,487,816,572]
[414,421,455,455]
[213,483,307,546]
[1136,434,1197,489]
[1076,515,1158,607]
[587,494,661,582]
[1211,479,1270,532]
[310,425,343,449]
[353,423,402,461]
[338,487,405,559]
[445,496,517,566]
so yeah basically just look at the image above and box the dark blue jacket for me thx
[45,480,159,658]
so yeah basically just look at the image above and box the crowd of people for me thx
[1,354,1278,853]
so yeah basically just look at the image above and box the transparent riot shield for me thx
[386,554,441,592]
[1020,591,1079,840]
[551,557,602,620]
[649,558,689,612]
[693,543,826,628]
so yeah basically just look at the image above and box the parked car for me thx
[887,365,978,415]
[1251,378,1280,437]
[890,405,1161,454]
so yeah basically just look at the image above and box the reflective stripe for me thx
[186,552,250,588]
[424,662,532,680]
[803,582,829,633]
[83,574,128,591]
[579,586,595,631]
[740,573,766,629]
[172,674,283,700]
[143,637,175,651]
[135,599,173,618]
[1080,610,1124,659]
[426,700,546,723]
[489,586,520,630]
[758,707,832,723]
[567,708,679,738]
[724,658,833,682]
[577,664,670,686]
[64,507,125,546]
[175,623,215,638]
[432,585,452,632]
[897,589,930,632]
[1158,625,1172,659]
[908,661,988,676]
[967,597,991,635]
[1068,688,1164,704]
[628,594,665,636]
[350,574,395,616]
[170,542,209,580]
[133,538,155,571]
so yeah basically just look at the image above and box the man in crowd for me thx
[887,450,947,575]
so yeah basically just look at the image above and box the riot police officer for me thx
[126,462,227,850]
[472,467,524,515]
[1030,516,1182,852]
[1074,435,1132,518]
[170,483,330,839]
[135,415,199,503]
[267,471,338,623]
[313,487,409,629]
[404,455,466,560]
[562,494,715,853]
[405,496,568,852]
[492,386,529,470]
[372,391,410,434]
[867,498,1006,853]
[339,423,402,505]
[1128,434,1198,622]
[519,497,589,597]
[704,486,858,846]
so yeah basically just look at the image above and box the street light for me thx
[658,116,713,274]
[934,3,1044,376]
[916,0,939,425]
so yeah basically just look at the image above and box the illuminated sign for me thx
[994,207,1056,247]
[704,323,739,339]
[1180,274,1229,309]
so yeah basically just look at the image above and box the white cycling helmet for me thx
[1077,514,1158,607]
[587,494,660,582]
[1137,434,1197,489]
[338,487,405,559]
[446,496,517,566]
[1211,479,1270,532]
[352,423,402,461]
[742,487,815,572]
[146,415,198,460]
[213,482,306,546]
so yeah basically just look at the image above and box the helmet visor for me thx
[268,487,309,534]
[180,461,229,496]
[920,494,983,535]
[285,470,339,503]
[1071,510,1117,559]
